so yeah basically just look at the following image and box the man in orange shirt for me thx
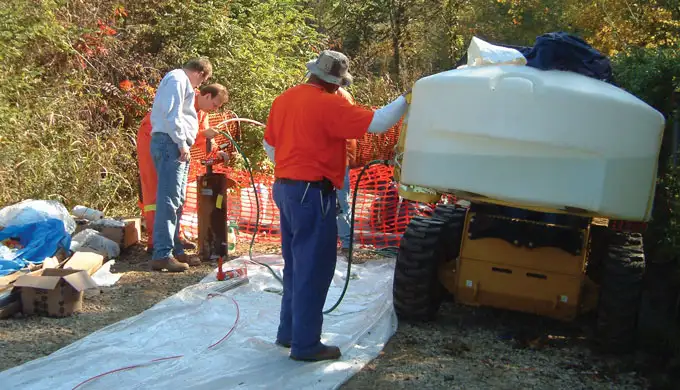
[137,84,229,269]
[264,86,357,257]
[263,50,409,361]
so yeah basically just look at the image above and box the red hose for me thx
[72,296,241,390]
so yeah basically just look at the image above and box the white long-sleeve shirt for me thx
[150,69,198,148]
[263,138,275,161]
[367,96,408,134]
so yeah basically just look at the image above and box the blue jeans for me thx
[273,180,337,358]
[150,133,189,260]
[336,167,351,249]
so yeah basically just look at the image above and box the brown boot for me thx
[150,257,189,272]
[290,345,341,362]
[175,253,201,267]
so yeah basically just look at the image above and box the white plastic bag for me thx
[72,205,105,221]
[0,245,16,261]
[70,229,120,259]
[464,36,527,68]
[0,200,76,234]
[91,260,122,287]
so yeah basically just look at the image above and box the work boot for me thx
[175,253,201,267]
[290,345,341,362]
[150,257,189,272]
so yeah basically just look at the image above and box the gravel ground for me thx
[0,238,663,389]
[343,303,650,390]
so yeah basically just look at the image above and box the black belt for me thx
[275,178,335,195]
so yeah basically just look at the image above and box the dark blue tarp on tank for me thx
[457,32,614,84]
[522,32,614,84]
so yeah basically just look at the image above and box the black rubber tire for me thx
[596,231,645,353]
[586,224,610,285]
[432,204,467,262]
[393,215,457,321]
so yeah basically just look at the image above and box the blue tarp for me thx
[0,218,71,276]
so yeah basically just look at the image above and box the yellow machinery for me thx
[392,95,647,353]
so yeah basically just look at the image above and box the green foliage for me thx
[2,0,680,273]
[124,0,324,167]
[0,1,136,214]
[0,0,323,216]
[613,46,680,262]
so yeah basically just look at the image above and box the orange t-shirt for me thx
[264,84,374,189]
[191,108,211,153]
[335,88,358,168]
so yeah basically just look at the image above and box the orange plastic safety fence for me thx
[354,115,402,167]
[180,111,450,249]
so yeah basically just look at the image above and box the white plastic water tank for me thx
[401,65,666,221]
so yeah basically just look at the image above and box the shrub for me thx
[0,0,324,216]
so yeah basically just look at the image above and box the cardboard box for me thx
[63,251,104,275]
[0,271,25,290]
[122,218,141,248]
[76,245,111,260]
[87,218,140,248]
[0,300,20,319]
[14,268,98,317]
[41,257,61,269]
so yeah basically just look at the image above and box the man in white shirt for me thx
[149,58,212,272]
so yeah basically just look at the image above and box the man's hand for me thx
[203,127,218,138]
[179,144,191,162]
[218,151,230,167]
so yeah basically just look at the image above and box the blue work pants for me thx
[150,133,189,260]
[273,180,338,358]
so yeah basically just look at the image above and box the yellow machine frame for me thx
[437,208,600,321]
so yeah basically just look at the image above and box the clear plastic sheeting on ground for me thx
[0,255,398,390]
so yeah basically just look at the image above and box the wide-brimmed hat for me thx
[305,50,353,87]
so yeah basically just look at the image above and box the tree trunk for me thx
[389,0,405,87]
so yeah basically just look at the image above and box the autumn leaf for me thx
[119,80,133,91]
